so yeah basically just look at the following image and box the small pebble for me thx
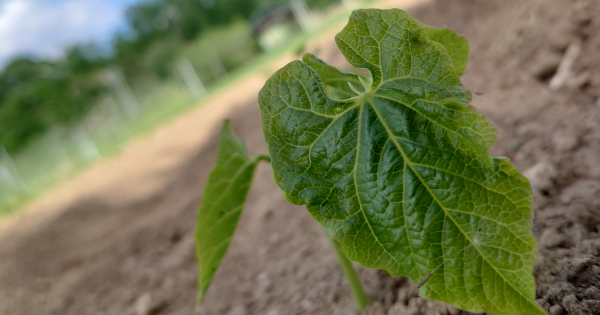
[447,305,461,315]
[540,228,566,248]
[134,293,152,315]
[549,304,563,315]
[523,161,557,192]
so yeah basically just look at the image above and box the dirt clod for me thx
[541,228,567,249]
[550,304,564,315]
[524,161,558,193]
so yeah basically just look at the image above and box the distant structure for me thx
[249,5,299,52]
[250,5,294,37]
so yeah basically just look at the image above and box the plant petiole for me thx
[331,238,371,311]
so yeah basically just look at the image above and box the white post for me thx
[104,68,142,119]
[0,145,28,191]
[208,55,228,80]
[340,0,355,7]
[177,57,207,100]
[0,164,16,190]
[75,129,101,162]
[290,0,317,33]
[53,131,71,162]
[104,95,131,137]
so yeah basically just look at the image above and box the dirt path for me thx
[2,1,600,314]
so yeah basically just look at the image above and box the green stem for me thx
[331,239,371,311]
[256,154,271,163]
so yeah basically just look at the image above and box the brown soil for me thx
[2,0,600,314]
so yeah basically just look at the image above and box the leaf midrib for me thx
[343,16,505,277]
[366,99,538,309]
[200,154,252,220]
[352,103,404,269]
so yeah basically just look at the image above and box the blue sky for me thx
[0,0,147,67]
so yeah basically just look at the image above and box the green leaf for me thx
[259,8,545,315]
[302,53,368,100]
[420,24,470,77]
[195,121,267,304]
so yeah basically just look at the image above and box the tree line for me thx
[0,0,337,153]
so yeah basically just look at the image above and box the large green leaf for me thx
[258,8,544,315]
[195,121,267,303]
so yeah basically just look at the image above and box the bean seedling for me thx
[196,8,546,315]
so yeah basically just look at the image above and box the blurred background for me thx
[2,0,600,314]
[0,0,366,213]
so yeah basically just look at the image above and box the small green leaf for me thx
[420,24,470,77]
[195,121,266,303]
[259,8,545,315]
[302,53,368,100]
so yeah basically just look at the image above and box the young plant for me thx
[196,8,546,315]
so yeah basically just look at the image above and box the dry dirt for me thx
[1,0,600,314]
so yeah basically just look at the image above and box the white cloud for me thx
[0,0,127,67]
